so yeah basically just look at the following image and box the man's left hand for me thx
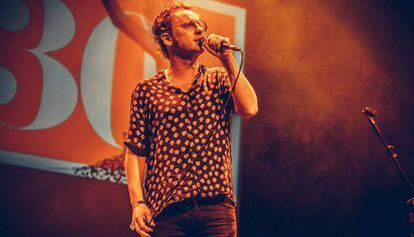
[204,34,233,61]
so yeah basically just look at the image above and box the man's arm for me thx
[102,0,160,60]
[124,149,146,206]
[124,149,154,237]
[206,34,258,118]
[220,55,258,118]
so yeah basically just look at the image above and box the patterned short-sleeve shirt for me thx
[124,64,235,216]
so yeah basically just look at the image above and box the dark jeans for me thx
[152,195,237,237]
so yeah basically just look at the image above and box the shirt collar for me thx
[159,63,207,93]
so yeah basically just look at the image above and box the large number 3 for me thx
[0,0,134,148]
[1,0,78,130]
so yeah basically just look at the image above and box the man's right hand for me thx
[131,204,155,237]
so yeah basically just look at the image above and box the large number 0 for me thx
[81,14,156,148]
[81,17,120,147]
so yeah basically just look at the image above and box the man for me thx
[123,2,258,236]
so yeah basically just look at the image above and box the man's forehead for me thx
[172,9,200,23]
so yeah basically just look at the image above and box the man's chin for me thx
[191,47,205,55]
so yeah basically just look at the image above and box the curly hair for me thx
[152,1,195,58]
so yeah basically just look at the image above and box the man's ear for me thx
[161,33,173,46]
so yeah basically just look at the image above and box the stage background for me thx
[240,0,414,236]
[2,0,414,236]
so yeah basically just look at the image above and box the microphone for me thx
[362,106,400,160]
[220,42,241,51]
[199,37,241,51]
[362,106,377,117]
[362,106,382,134]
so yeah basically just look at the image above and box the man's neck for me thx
[166,54,200,80]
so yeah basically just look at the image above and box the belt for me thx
[157,194,232,217]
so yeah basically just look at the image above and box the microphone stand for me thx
[362,107,414,236]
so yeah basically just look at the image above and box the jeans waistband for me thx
[158,194,231,217]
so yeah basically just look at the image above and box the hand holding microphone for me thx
[200,34,241,59]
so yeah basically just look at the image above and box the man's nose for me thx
[195,25,204,35]
[195,21,207,35]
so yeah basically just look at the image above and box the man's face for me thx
[169,9,207,58]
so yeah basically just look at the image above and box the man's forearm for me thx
[221,55,258,117]
[124,149,147,206]
[102,0,159,59]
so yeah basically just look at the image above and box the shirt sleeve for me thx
[123,84,150,157]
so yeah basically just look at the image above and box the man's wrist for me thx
[219,53,234,65]
[220,55,237,75]
[132,200,146,209]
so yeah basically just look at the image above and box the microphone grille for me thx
[362,106,377,117]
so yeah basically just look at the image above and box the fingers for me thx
[140,215,154,232]
[133,219,146,237]
[207,34,230,52]
[134,215,153,237]
[204,43,219,57]
[144,211,156,227]
[205,34,232,60]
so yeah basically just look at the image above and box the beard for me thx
[170,37,204,60]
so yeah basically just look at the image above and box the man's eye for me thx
[180,21,207,31]
[183,22,196,28]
